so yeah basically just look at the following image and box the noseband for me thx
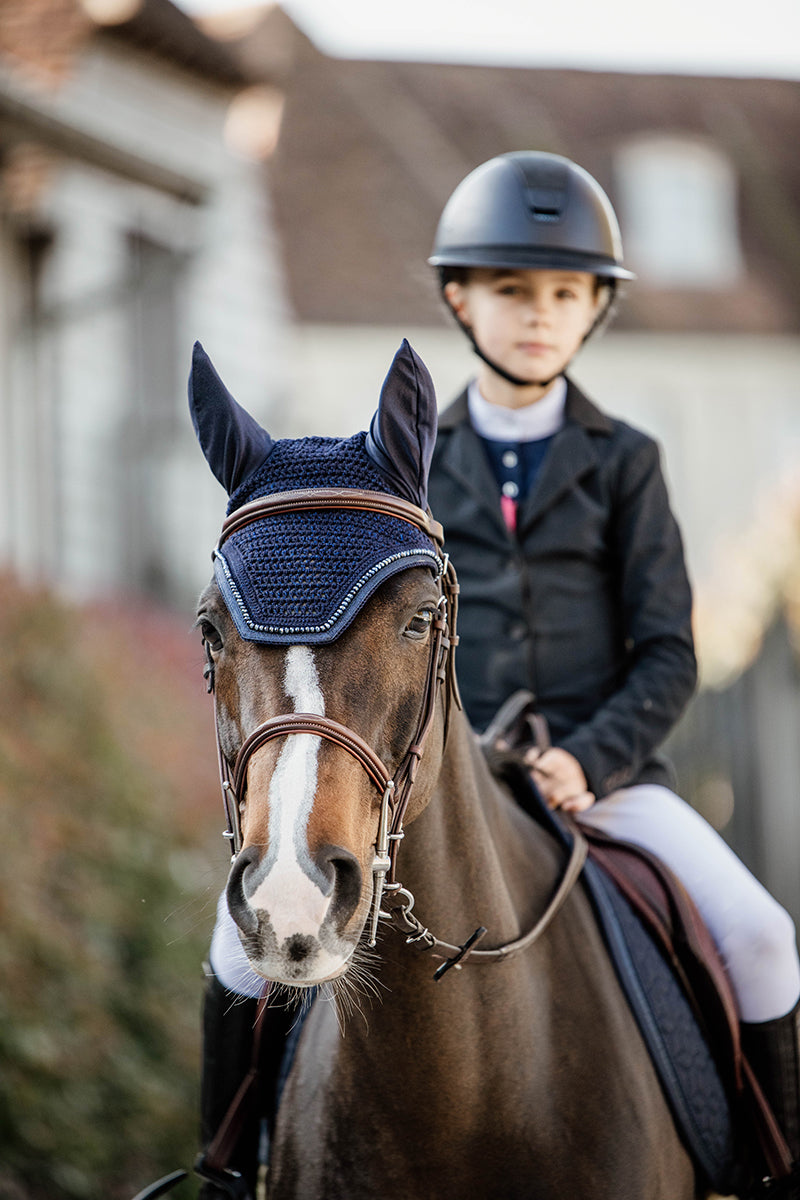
[203,487,461,947]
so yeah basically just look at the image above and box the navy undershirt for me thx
[479,435,554,503]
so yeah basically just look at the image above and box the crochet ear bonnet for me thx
[188,339,441,645]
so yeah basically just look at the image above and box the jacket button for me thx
[509,621,528,641]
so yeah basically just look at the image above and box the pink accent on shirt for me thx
[501,494,518,533]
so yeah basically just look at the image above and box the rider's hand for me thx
[525,747,596,813]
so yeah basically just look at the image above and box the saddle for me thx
[483,690,792,1197]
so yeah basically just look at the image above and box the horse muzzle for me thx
[225,841,365,984]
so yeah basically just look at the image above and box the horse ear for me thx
[365,339,438,508]
[188,342,274,495]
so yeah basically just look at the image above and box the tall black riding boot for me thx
[197,968,262,1200]
[741,999,800,1198]
[196,967,297,1200]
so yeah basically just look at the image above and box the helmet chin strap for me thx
[473,337,561,390]
[449,305,561,390]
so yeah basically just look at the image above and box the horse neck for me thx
[328,710,566,1118]
[375,708,564,999]
[403,710,561,942]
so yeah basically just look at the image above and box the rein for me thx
[382,825,588,980]
[204,485,586,976]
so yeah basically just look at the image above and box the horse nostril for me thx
[226,845,260,936]
[317,847,362,927]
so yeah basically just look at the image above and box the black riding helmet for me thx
[429,151,635,386]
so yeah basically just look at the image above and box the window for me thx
[615,138,743,287]
[120,232,185,599]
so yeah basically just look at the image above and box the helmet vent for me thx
[526,187,566,222]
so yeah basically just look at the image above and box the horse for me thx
[188,338,702,1200]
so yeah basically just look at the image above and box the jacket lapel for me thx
[436,390,509,538]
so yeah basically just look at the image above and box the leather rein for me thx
[203,486,586,978]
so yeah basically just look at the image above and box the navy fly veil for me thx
[189,340,442,644]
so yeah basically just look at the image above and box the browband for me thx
[218,488,444,552]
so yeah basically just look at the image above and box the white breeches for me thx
[579,785,800,1023]
[210,890,268,999]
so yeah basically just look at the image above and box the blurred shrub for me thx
[0,573,225,1199]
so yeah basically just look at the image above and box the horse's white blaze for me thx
[248,646,335,946]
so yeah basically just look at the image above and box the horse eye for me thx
[199,618,223,653]
[405,609,433,638]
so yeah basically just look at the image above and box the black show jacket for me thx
[427,380,697,799]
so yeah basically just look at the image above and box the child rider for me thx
[427,150,800,1192]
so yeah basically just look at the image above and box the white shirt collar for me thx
[467,376,567,442]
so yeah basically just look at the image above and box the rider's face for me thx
[445,268,601,403]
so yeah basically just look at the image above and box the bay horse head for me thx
[190,340,459,991]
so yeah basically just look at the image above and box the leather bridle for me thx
[202,485,586,978]
[203,486,461,948]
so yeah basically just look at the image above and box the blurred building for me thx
[217,7,800,917]
[0,0,290,606]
